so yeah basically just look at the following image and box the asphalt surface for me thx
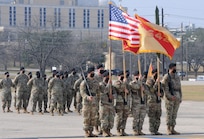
[0,97,204,139]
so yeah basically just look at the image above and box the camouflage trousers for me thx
[50,93,63,112]
[1,91,12,110]
[43,93,48,111]
[99,105,115,130]
[115,102,129,130]
[16,90,29,110]
[165,99,180,126]
[76,91,82,113]
[67,89,74,110]
[147,103,162,133]
[132,103,147,131]
[82,103,98,132]
[30,93,43,112]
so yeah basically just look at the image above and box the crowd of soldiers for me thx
[0,63,182,137]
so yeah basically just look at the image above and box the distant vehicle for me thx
[196,76,204,81]
[177,71,186,77]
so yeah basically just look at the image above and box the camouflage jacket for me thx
[0,78,14,93]
[27,77,44,94]
[48,77,64,95]
[13,73,29,92]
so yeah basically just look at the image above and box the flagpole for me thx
[137,54,144,102]
[109,40,113,101]
[157,56,161,101]
[122,42,128,103]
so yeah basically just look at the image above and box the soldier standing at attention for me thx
[27,71,44,115]
[129,71,146,136]
[43,74,49,113]
[80,66,100,137]
[0,72,15,113]
[113,71,129,136]
[161,63,182,135]
[94,64,105,135]
[67,68,79,112]
[99,71,115,137]
[48,73,64,116]
[13,67,29,114]
[146,69,163,135]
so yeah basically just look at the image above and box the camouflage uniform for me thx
[146,77,163,135]
[13,73,29,113]
[0,75,14,112]
[161,72,182,135]
[67,73,78,111]
[99,81,115,137]
[129,78,147,135]
[113,79,129,136]
[80,77,100,137]
[27,77,44,114]
[48,76,64,116]
[73,77,83,114]
[43,78,48,112]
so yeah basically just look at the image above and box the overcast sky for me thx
[116,0,204,28]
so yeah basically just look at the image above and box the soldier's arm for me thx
[161,74,173,100]
[80,81,89,100]
[0,80,3,89]
[73,78,81,91]
[27,79,33,89]
[129,80,141,91]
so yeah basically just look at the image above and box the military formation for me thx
[0,63,182,137]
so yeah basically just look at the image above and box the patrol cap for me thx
[43,74,47,78]
[71,68,76,72]
[169,63,176,69]
[102,70,109,77]
[87,66,95,73]
[133,71,139,76]
[4,71,9,75]
[152,69,157,74]
[36,71,40,75]
[20,67,25,71]
[97,64,104,69]
[117,71,124,76]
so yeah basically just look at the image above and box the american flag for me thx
[109,4,140,47]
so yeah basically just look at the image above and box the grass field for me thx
[182,85,204,101]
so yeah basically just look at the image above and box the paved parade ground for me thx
[0,99,204,139]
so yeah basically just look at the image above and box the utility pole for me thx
[181,22,184,80]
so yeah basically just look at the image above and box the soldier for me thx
[48,73,64,116]
[113,71,129,136]
[13,72,20,109]
[13,67,29,114]
[94,64,105,135]
[0,72,15,113]
[27,71,44,115]
[161,63,182,135]
[129,71,146,135]
[43,74,49,113]
[99,71,115,137]
[80,66,100,137]
[67,68,79,112]
[73,73,86,115]
[146,69,163,135]
[63,71,70,113]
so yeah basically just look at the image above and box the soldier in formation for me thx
[161,63,182,135]
[0,72,14,112]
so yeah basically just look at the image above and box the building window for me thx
[60,0,64,5]
[54,8,61,28]
[40,7,46,27]
[19,0,24,4]
[97,10,100,28]
[68,8,75,28]
[25,7,27,26]
[101,9,104,28]
[97,9,104,28]
[83,9,90,28]
[28,7,31,26]
[9,6,16,26]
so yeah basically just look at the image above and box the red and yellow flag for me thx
[123,15,180,59]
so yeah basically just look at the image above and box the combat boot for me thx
[17,108,20,114]
[23,108,29,113]
[84,130,90,137]
[117,129,122,136]
[107,129,114,137]
[89,131,98,137]
[133,130,139,136]
[102,129,109,137]
[167,126,172,135]
[121,129,128,136]
[2,107,5,113]
[138,130,145,135]
[155,131,163,135]
[172,126,180,135]
[7,108,13,113]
